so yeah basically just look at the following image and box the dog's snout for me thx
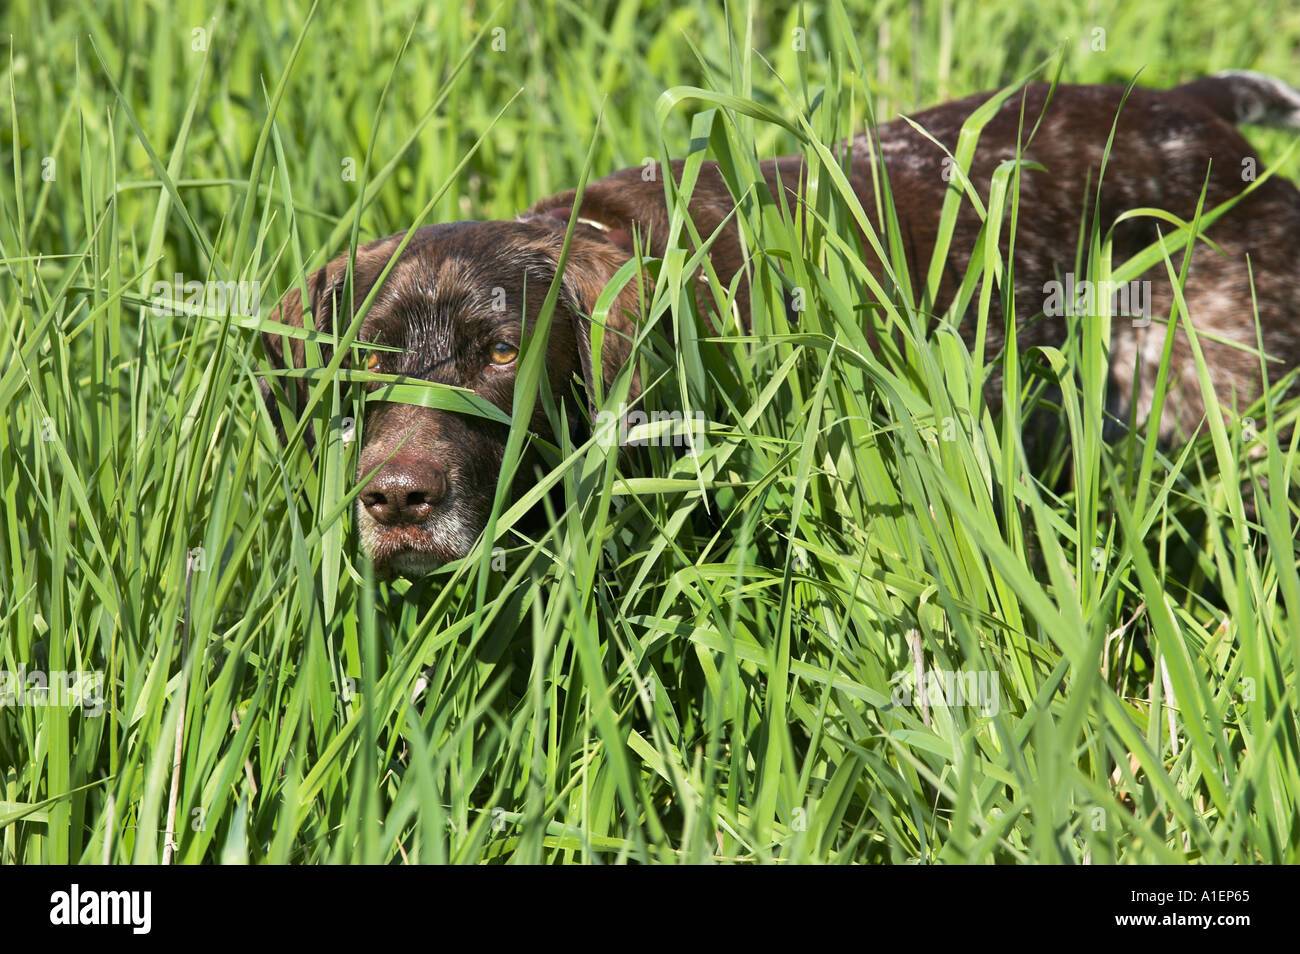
[361,455,448,526]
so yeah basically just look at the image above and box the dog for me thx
[262,72,1300,578]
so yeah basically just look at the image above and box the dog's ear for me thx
[260,234,404,445]
[526,180,670,416]
[528,169,672,262]
[529,162,755,331]
[565,245,645,413]
[523,216,648,415]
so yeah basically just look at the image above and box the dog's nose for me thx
[360,456,448,526]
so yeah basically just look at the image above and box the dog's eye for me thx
[489,341,518,366]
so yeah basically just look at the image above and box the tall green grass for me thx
[2,0,1298,863]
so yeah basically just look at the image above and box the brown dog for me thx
[262,73,1300,577]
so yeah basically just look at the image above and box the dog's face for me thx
[262,218,642,577]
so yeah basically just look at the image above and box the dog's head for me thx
[262,217,644,578]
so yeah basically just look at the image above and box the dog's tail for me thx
[1179,71,1300,130]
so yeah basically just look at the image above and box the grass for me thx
[2,0,1299,863]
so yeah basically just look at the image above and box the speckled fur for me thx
[264,75,1300,575]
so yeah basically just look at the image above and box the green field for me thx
[2,0,1299,863]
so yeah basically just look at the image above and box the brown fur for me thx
[263,75,1300,576]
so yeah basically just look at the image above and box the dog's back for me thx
[536,74,1300,439]
[267,74,1300,573]
[830,75,1300,437]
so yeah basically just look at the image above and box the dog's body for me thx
[263,73,1300,577]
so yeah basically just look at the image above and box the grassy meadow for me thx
[2,0,1299,863]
